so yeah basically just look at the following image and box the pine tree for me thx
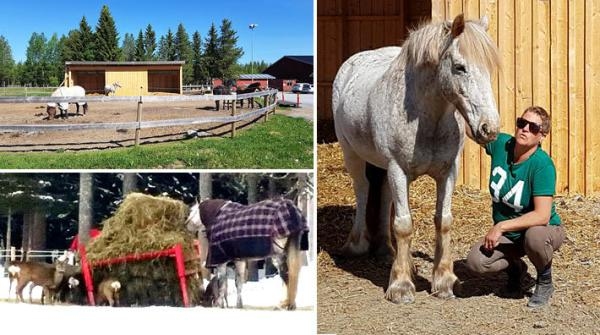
[203,23,219,81]
[191,31,207,84]
[217,19,243,81]
[144,24,156,60]
[78,16,96,61]
[134,30,145,61]
[175,23,192,83]
[157,29,175,61]
[94,5,120,61]
[121,33,136,61]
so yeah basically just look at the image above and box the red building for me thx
[262,55,313,92]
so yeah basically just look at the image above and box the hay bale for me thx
[86,192,201,306]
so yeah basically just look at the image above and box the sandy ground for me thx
[0,99,313,152]
[317,142,600,335]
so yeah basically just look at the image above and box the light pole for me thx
[249,23,258,83]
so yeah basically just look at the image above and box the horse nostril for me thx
[481,123,489,136]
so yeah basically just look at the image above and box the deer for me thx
[96,277,121,307]
[10,259,68,304]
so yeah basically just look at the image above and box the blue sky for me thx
[0,0,314,64]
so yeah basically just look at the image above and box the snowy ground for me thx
[0,263,316,334]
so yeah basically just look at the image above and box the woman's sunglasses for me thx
[516,117,542,135]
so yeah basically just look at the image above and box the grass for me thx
[0,115,314,169]
[0,87,55,97]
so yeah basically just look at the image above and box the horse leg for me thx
[385,162,415,304]
[215,264,228,308]
[234,260,246,308]
[15,280,27,303]
[432,173,459,299]
[281,235,302,310]
[215,100,220,111]
[339,144,370,256]
[366,163,394,261]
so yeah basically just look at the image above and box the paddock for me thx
[0,91,278,152]
[317,143,600,335]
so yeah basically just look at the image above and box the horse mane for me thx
[401,17,500,73]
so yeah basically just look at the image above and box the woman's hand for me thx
[484,224,504,250]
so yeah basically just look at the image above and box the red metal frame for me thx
[80,243,190,307]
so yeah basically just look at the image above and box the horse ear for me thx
[451,14,465,38]
[479,16,489,31]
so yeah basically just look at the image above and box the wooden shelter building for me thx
[64,61,185,96]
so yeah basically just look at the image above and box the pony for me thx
[332,14,500,303]
[236,82,262,108]
[185,198,309,310]
[47,85,87,119]
[104,82,122,96]
[212,85,234,111]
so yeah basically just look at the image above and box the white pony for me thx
[104,82,122,96]
[332,14,500,303]
[47,85,87,119]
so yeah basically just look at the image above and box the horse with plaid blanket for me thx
[185,198,309,310]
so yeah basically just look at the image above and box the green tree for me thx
[191,31,208,84]
[157,29,175,61]
[94,5,120,61]
[134,30,145,61]
[203,23,219,81]
[217,19,244,81]
[121,33,136,61]
[0,36,15,85]
[175,23,192,84]
[78,16,96,61]
[23,32,47,85]
[44,33,63,86]
[144,24,157,60]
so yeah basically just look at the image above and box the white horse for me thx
[104,82,122,96]
[47,85,87,119]
[185,198,309,310]
[332,14,500,303]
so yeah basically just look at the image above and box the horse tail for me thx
[284,231,302,310]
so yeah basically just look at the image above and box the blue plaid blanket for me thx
[201,198,308,266]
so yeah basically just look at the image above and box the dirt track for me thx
[0,99,311,152]
[317,142,600,335]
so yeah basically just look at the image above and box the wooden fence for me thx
[318,0,600,196]
[432,0,600,196]
[0,89,278,146]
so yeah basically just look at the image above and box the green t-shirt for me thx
[486,133,561,241]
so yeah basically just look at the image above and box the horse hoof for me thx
[385,281,415,304]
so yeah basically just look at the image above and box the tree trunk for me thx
[4,207,11,267]
[198,173,213,201]
[78,173,93,249]
[30,208,47,250]
[22,212,32,258]
[122,173,138,196]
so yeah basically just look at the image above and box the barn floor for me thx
[0,100,284,152]
[318,142,600,335]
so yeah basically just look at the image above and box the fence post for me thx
[135,89,143,146]
[10,246,15,261]
[264,94,269,122]
[231,96,237,138]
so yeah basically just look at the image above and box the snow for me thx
[0,263,317,335]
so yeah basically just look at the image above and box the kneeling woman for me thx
[466,106,565,308]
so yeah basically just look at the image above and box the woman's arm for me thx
[483,196,553,250]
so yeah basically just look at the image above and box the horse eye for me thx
[453,64,467,74]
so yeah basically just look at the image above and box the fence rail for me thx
[0,89,279,145]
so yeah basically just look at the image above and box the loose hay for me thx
[318,142,600,334]
[86,192,201,306]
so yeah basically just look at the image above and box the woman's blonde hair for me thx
[522,106,551,135]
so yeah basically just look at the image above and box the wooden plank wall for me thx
[317,0,430,122]
[433,0,600,196]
